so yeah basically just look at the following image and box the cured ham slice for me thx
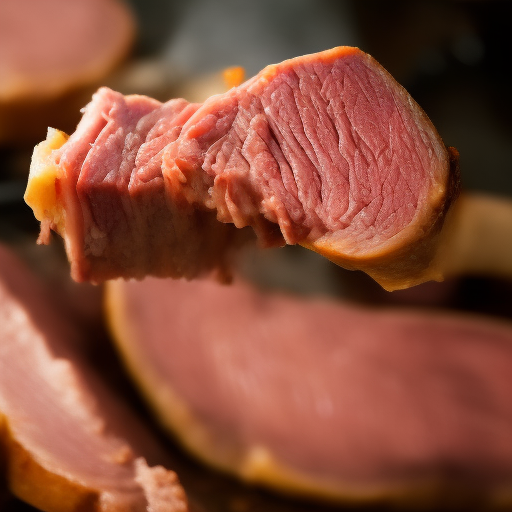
[26,47,458,291]
[0,0,134,144]
[106,277,512,507]
[0,244,188,512]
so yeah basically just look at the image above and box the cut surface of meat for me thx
[0,244,189,512]
[26,47,458,290]
[107,276,512,506]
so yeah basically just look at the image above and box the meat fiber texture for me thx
[25,47,459,291]
[106,277,512,508]
[0,244,189,512]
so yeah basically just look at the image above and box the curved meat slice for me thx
[0,244,188,512]
[0,0,134,144]
[26,47,458,290]
[106,277,512,507]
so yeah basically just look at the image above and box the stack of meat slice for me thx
[25,47,459,290]
[0,244,189,512]
[107,276,512,508]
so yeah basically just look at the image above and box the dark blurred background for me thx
[1,1,512,511]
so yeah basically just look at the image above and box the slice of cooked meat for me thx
[0,0,134,144]
[0,244,188,512]
[26,47,458,290]
[107,276,512,507]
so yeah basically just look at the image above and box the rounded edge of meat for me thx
[0,244,189,512]
[26,47,459,290]
[306,146,460,291]
[0,0,135,144]
[105,277,512,508]
[0,0,135,103]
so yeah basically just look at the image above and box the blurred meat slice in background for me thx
[0,0,135,145]
[106,275,512,508]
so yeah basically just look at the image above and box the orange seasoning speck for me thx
[223,66,245,89]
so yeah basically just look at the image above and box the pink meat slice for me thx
[0,244,188,512]
[32,47,457,288]
[109,276,512,503]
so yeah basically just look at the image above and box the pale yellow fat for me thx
[0,411,99,512]
[433,193,512,282]
[24,128,68,231]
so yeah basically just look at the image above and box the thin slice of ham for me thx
[106,277,512,507]
[0,244,188,512]
[26,47,458,291]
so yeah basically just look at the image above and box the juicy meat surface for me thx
[107,276,512,504]
[0,244,188,512]
[27,47,458,289]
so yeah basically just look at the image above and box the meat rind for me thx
[308,147,460,290]
[26,47,458,290]
[0,244,189,512]
[106,277,512,507]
